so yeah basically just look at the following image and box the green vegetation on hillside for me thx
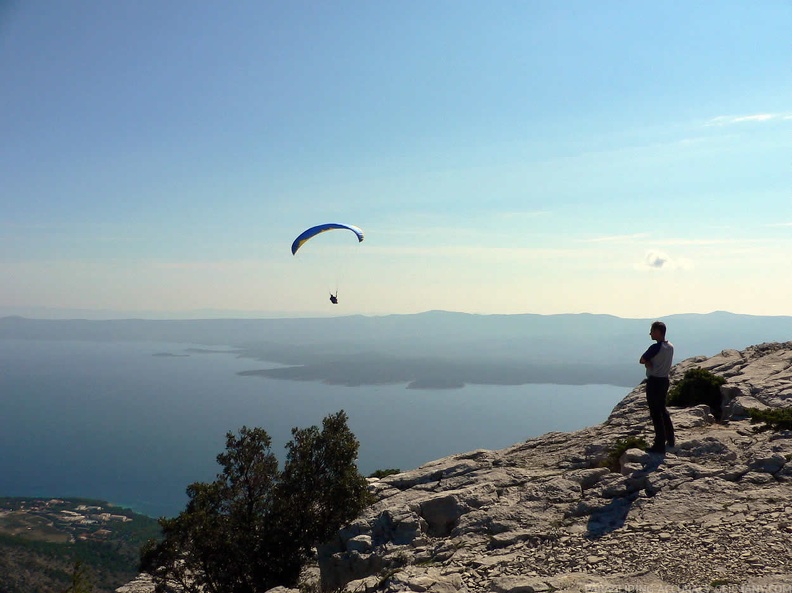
[0,497,160,593]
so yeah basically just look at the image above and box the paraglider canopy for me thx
[291,223,364,255]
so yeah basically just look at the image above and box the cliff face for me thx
[317,343,792,592]
[118,343,792,593]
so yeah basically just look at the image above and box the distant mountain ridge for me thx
[3,311,792,389]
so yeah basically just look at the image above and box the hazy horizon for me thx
[0,305,776,322]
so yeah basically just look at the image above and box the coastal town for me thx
[0,497,138,544]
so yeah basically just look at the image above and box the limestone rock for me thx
[115,574,155,593]
[318,343,792,592]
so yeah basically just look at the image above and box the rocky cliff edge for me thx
[118,343,792,593]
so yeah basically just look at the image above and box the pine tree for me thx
[141,411,368,592]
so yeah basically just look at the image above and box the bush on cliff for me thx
[140,410,368,593]
[600,436,648,472]
[369,468,400,479]
[746,407,792,432]
[667,367,726,420]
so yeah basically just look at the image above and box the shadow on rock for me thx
[585,494,637,538]
[642,454,665,472]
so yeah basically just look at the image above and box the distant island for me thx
[5,311,792,389]
[153,347,244,358]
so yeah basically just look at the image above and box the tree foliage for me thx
[140,411,368,593]
[64,560,94,593]
[667,367,726,420]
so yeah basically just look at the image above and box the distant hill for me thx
[3,311,792,388]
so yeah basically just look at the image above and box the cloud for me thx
[659,238,754,246]
[363,244,582,261]
[584,233,650,244]
[495,210,551,220]
[636,250,692,271]
[646,251,668,268]
[705,113,792,127]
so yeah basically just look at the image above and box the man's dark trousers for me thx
[646,376,674,447]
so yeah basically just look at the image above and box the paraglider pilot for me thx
[329,291,338,305]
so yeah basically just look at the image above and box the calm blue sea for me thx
[0,340,629,518]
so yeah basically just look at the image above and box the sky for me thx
[2,1,791,319]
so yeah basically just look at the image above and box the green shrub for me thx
[368,469,401,479]
[667,367,726,420]
[600,436,648,472]
[746,407,792,432]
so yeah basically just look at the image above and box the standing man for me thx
[640,320,675,454]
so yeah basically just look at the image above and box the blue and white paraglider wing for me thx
[291,223,364,255]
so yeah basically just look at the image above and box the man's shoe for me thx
[646,445,666,454]
[666,439,675,448]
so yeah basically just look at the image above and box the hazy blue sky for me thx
[2,1,791,318]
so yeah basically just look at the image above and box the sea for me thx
[0,339,631,518]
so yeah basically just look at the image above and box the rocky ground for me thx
[118,342,792,593]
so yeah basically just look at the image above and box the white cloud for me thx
[659,238,755,246]
[583,233,650,243]
[646,251,668,268]
[636,250,692,271]
[495,210,551,220]
[363,244,582,261]
[705,113,791,127]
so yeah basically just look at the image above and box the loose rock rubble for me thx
[118,342,792,593]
